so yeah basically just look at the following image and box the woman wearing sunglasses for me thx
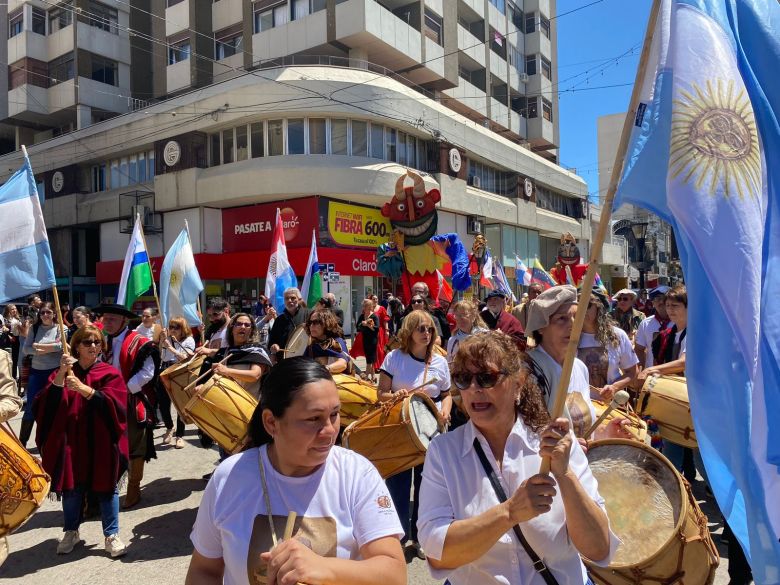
[158,316,197,448]
[303,310,351,375]
[19,301,63,449]
[34,325,129,558]
[417,331,616,584]
[377,309,451,559]
[350,298,381,382]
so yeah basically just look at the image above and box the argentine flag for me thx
[160,228,203,327]
[117,216,153,309]
[264,209,297,313]
[0,153,55,302]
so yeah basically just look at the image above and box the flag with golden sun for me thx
[613,0,780,580]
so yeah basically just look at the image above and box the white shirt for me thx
[134,323,157,341]
[208,325,229,349]
[418,418,618,585]
[634,316,673,367]
[675,329,687,356]
[161,335,196,363]
[379,350,451,403]
[446,327,488,363]
[108,328,155,395]
[191,445,403,585]
[578,327,639,386]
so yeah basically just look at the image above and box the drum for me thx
[332,374,378,425]
[582,439,718,585]
[159,356,205,424]
[0,424,51,537]
[591,399,648,444]
[183,375,258,455]
[342,393,445,478]
[637,375,697,448]
[284,324,310,358]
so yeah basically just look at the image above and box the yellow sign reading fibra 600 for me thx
[327,201,392,249]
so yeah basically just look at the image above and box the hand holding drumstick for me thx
[261,512,317,585]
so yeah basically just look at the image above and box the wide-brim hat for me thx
[649,285,671,299]
[92,304,137,319]
[614,288,637,299]
[525,285,578,335]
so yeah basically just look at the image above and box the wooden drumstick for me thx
[283,511,297,541]
[182,353,232,393]
[583,390,631,440]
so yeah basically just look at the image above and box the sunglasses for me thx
[169,324,181,330]
[40,310,54,315]
[308,319,323,326]
[415,325,434,334]
[81,340,102,347]
[232,322,253,328]
[411,299,425,304]
[452,371,508,390]
[617,296,633,301]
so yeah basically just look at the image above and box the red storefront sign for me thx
[221,197,318,252]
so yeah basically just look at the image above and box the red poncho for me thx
[34,361,129,495]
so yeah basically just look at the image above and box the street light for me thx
[631,221,649,290]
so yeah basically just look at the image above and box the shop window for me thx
[331,119,348,155]
[236,125,248,161]
[251,122,264,158]
[351,120,368,157]
[525,55,537,76]
[32,8,46,35]
[370,123,384,159]
[309,118,327,154]
[128,156,138,183]
[49,2,73,33]
[268,120,284,156]
[8,12,23,38]
[222,128,234,164]
[287,119,305,154]
[119,158,129,187]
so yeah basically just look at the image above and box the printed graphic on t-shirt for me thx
[567,393,594,438]
[577,346,609,389]
[247,514,337,584]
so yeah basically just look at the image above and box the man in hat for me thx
[609,288,645,340]
[93,304,160,509]
[634,286,672,369]
[480,290,525,348]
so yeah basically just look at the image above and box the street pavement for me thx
[1,413,734,584]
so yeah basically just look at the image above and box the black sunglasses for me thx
[415,325,435,334]
[81,339,102,347]
[452,371,508,390]
[232,322,253,328]
[308,319,323,326]
[411,299,425,304]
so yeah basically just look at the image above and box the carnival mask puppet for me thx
[381,170,440,246]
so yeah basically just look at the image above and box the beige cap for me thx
[525,285,578,335]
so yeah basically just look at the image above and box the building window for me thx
[251,122,264,158]
[288,119,305,154]
[86,1,119,35]
[274,4,289,27]
[488,0,505,12]
[49,53,75,86]
[215,31,243,60]
[527,97,538,118]
[525,55,537,76]
[293,0,309,20]
[254,8,273,32]
[351,121,368,157]
[91,164,107,192]
[309,118,327,154]
[49,2,74,33]
[268,120,284,155]
[168,40,191,64]
[236,125,248,161]
[119,158,129,187]
[511,96,526,117]
[424,8,443,46]
[536,186,583,219]
[91,55,118,86]
[331,119,348,155]
[385,128,397,162]
[148,150,156,179]
[32,8,46,35]
[138,152,147,182]
[370,123,384,159]
[508,1,523,30]
[542,98,553,122]
[508,44,523,73]
[397,131,406,166]
[8,12,23,38]
[128,155,138,183]
[541,57,551,80]
[491,29,506,59]
[540,16,550,38]
[222,128,234,164]
[525,13,536,34]
[167,0,185,6]
[210,133,220,165]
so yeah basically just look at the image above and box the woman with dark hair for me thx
[159,316,196,449]
[34,325,129,558]
[387,298,405,336]
[643,284,688,379]
[2,304,23,381]
[350,299,380,381]
[418,331,616,584]
[303,310,351,375]
[186,357,406,585]
[67,306,93,342]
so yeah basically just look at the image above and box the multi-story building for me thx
[0,0,587,331]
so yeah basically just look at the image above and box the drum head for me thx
[587,441,682,566]
[285,324,310,358]
[407,395,442,449]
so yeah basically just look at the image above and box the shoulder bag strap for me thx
[472,438,560,585]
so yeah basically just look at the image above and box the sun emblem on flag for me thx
[669,79,760,199]
[170,270,181,287]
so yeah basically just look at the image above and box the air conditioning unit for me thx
[519,72,529,83]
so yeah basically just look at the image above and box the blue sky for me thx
[556,0,653,201]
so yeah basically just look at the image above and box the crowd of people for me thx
[0,280,749,585]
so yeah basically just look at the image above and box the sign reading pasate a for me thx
[222,197,318,253]
[327,201,392,249]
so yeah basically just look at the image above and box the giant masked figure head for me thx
[381,170,440,246]
[557,232,581,267]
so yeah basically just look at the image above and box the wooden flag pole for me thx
[540,0,662,474]
[136,213,163,322]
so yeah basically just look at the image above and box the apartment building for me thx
[0,0,586,326]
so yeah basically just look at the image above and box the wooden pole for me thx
[540,0,662,474]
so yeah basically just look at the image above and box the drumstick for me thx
[583,390,631,440]
[182,353,233,393]
[283,511,297,541]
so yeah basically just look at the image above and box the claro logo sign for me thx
[234,207,300,241]
[352,258,377,273]
[222,198,316,253]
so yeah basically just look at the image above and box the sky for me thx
[556,0,653,201]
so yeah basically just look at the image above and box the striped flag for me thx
[300,230,323,307]
[117,216,153,309]
[160,228,203,327]
[264,209,298,313]
[480,249,495,290]
[530,258,556,290]
[515,256,532,286]
[492,260,516,303]
[436,270,453,303]
[0,153,56,302]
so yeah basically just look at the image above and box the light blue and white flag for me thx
[264,209,298,313]
[614,1,780,579]
[160,228,203,327]
[515,256,532,287]
[0,154,55,303]
[492,259,517,303]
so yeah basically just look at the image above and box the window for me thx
[110,160,120,188]
[424,9,443,46]
[527,96,538,118]
[540,16,550,38]
[397,131,406,165]
[370,123,384,159]
[508,1,523,30]
[251,122,264,158]
[268,120,284,155]
[274,4,289,27]
[351,121,368,157]
[49,2,73,33]
[309,118,326,154]
[331,119,348,155]
[525,55,537,76]
[210,133,221,165]
[148,150,155,178]
[215,31,243,60]
[541,57,551,80]
[128,156,138,184]
[287,119,305,154]
[511,96,526,116]
[222,128,234,164]
[32,8,46,35]
[91,164,106,192]
[407,134,415,167]
[86,1,119,35]
[138,152,147,182]
[490,29,506,59]
[508,44,523,73]
[9,12,23,38]
[293,0,309,20]
[91,56,118,86]
[385,128,397,162]
[236,125,248,161]
[168,40,191,64]
[536,187,584,219]
[488,0,505,12]
[167,0,185,5]
[525,13,536,34]
[119,158,129,187]
[254,9,273,32]
[542,98,553,122]
[49,53,75,86]
[311,0,326,12]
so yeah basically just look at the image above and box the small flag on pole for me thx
[160,228,204,327]
[117,216,153,309]
[0,152,56,303]
[480,250,495,290]
[436,270,453,303]
[264,209,298,313]
[530,258,556,290]
[300,230,323,307]
[515,256,532,286]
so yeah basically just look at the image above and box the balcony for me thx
[443,77,487,117]
[489,50,507,83]
[525,30,552,60]
[252,8,328,62]
[487,2,505,31]
[8,32,48,63]
[524,0,552,19]
[8,85,49,120]
[490,97,509,128]
[48,26,75,61]
[165,0,190,37]
[48,79,77,114]
[167,59,191,93]
[527,115,555,148]
[77,25,131,65]
[457,24,485,67]
[526,71,553,101]
[510,110,526,137]
[213,53,244,83]
[459,0,484,19]
[212,0,243,33]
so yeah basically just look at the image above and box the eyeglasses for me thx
[452,371,508,390]
[40,310,54,316]
[617,296,633,302]
[308,319,323,326]
[169,324,181,330]
[81,340,102,347]
[232,322,253,328]
[415,325,434,334]
[411,299,425,305]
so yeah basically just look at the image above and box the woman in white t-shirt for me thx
[577,287,639,401]
[377,309,451,557]
[134,308,162,344]
[186,357,405,585]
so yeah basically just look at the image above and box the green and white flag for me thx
[300,229,322,307]
[117,216,153,309]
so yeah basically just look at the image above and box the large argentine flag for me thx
[160,228,203,327]
[264,209,297,313]
[117,216,153,309]
[0,154,55,302]
[614,1,780,580]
